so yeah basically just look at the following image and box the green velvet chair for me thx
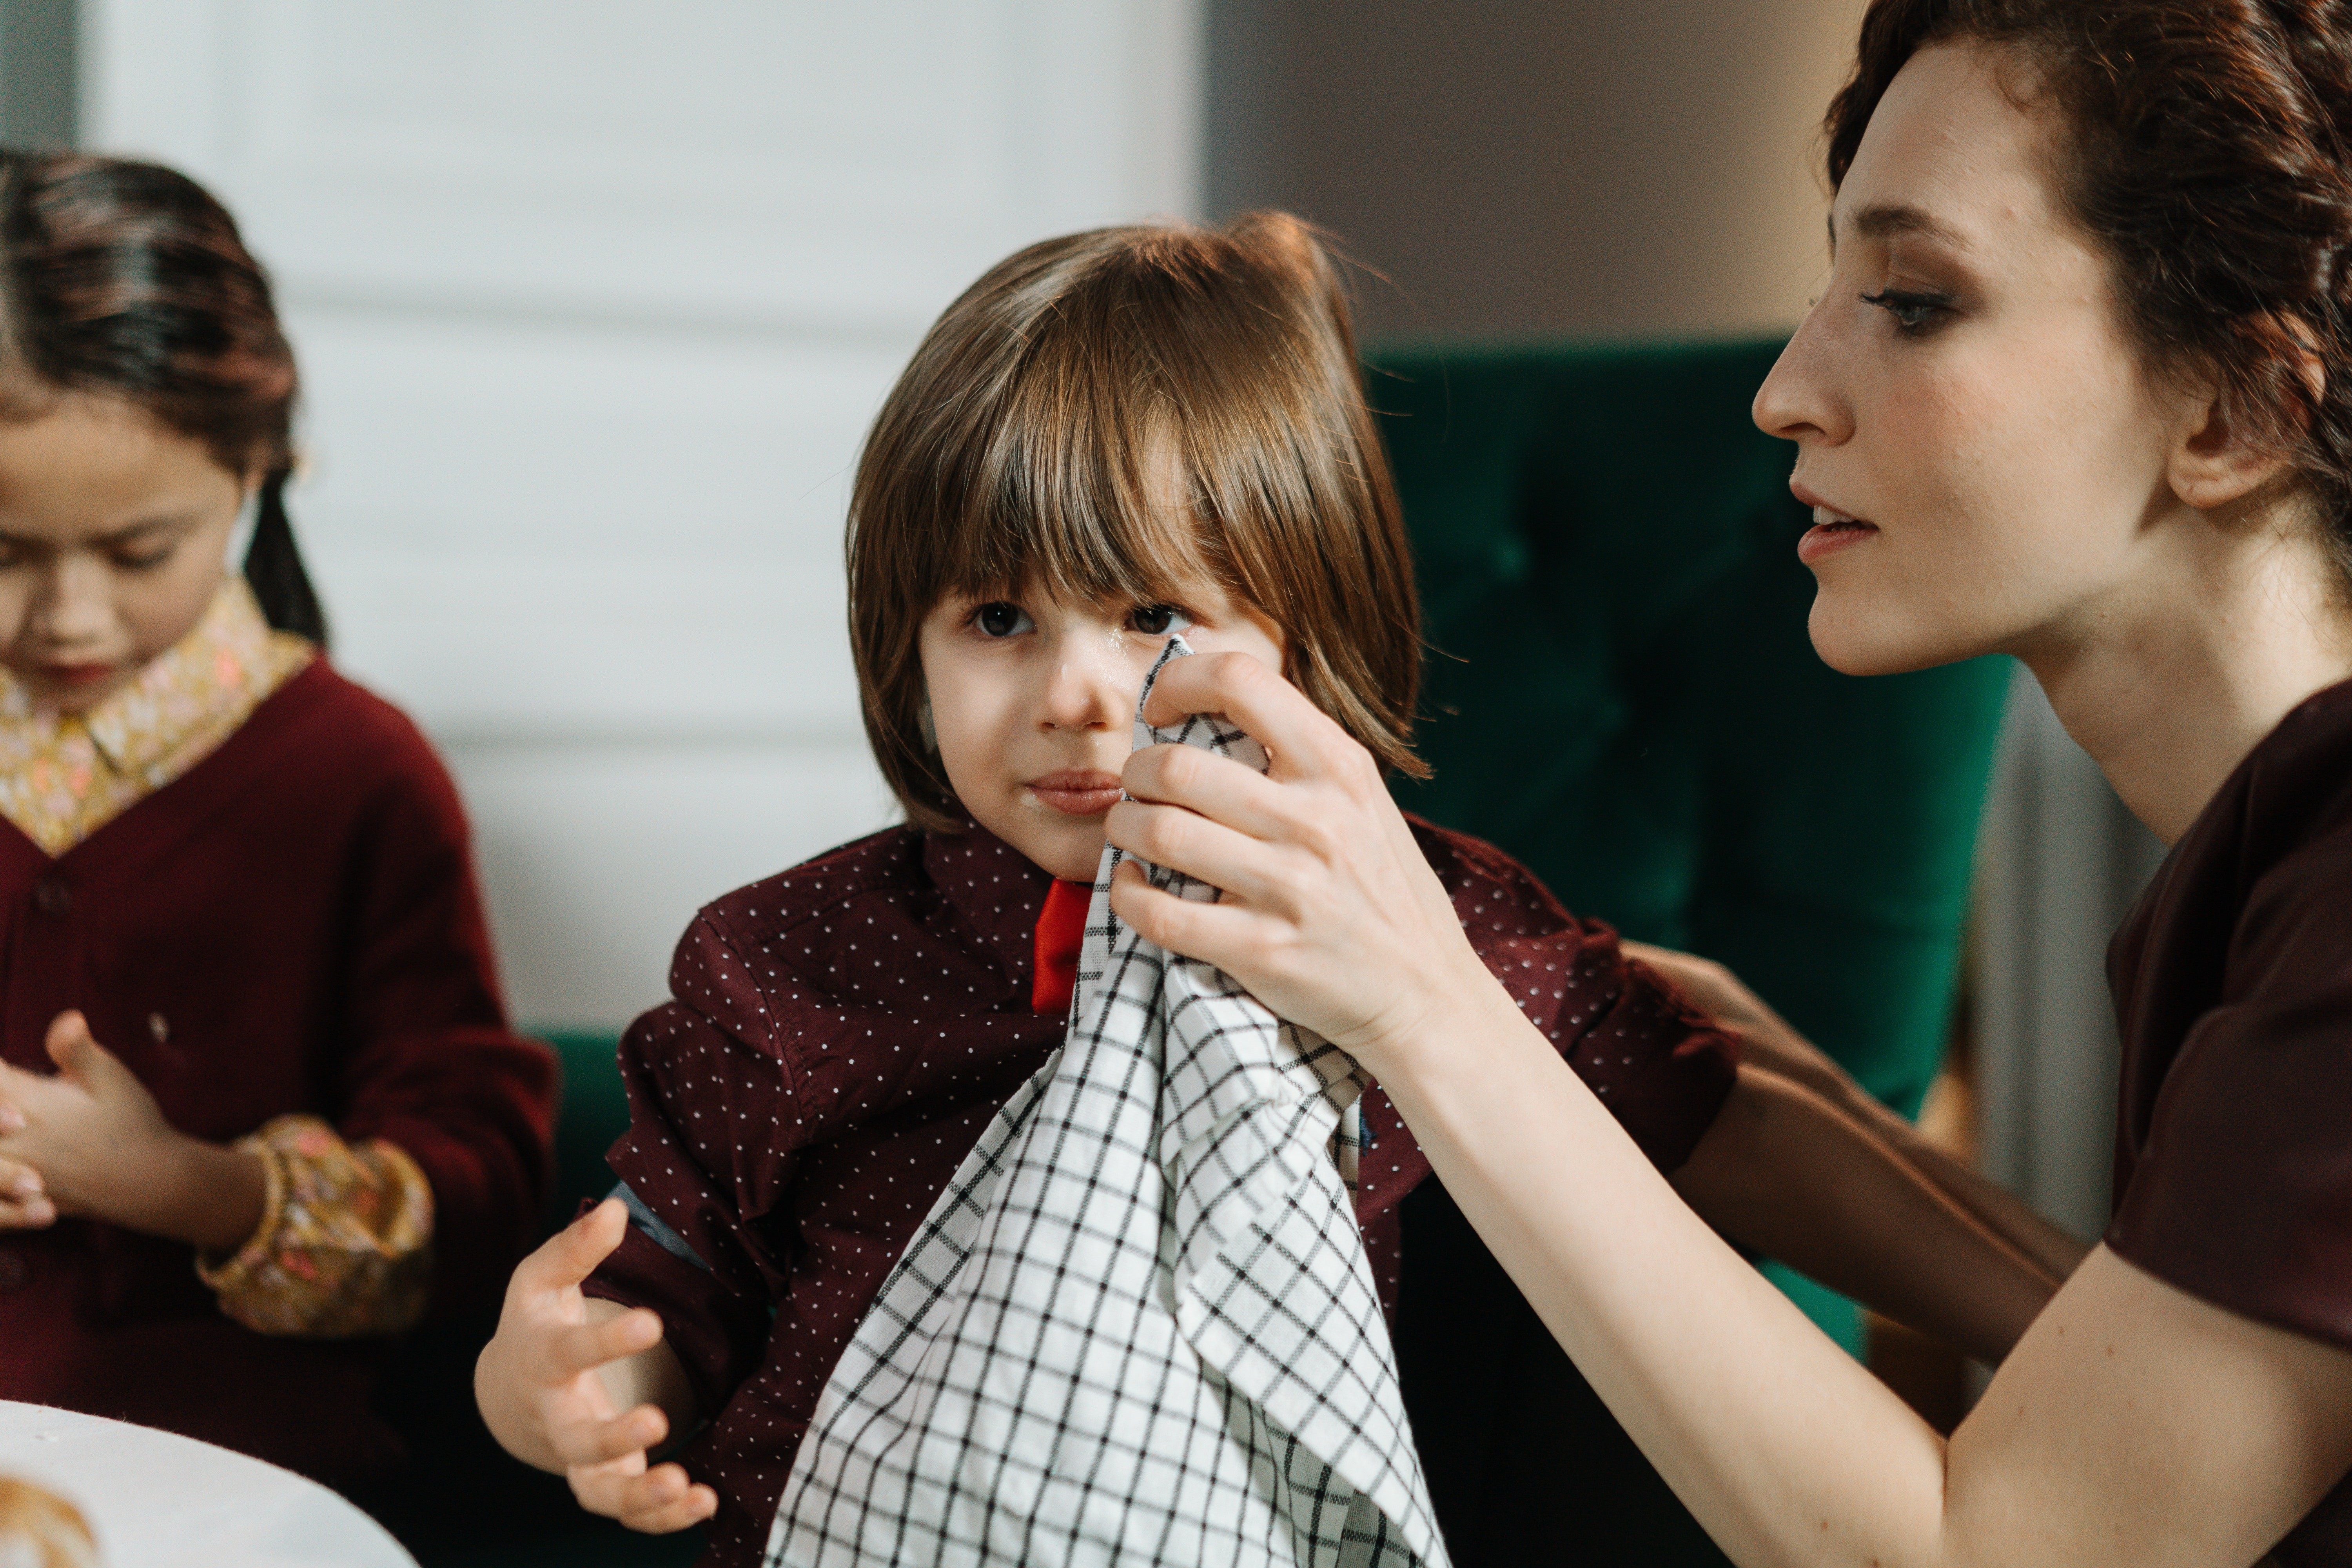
[1373,337,2008,1566]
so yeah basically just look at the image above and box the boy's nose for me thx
[1038,638,1131,732]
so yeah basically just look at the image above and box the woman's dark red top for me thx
[2107,675,2352,1563]
[0,659,556,1481]
[589,816,1737,1566]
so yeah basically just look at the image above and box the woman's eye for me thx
[1127,604,1193,637]
[973,602,1033,638]
[1860,288,1952,335]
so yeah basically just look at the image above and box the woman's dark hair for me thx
[848,212,1424,833]
[0,150,324,642]
[1828,0,2352,576]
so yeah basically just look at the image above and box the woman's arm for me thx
[1106,652,2352,1568]
[1626,940,2091,1284]
[1672,1063,2058,1365]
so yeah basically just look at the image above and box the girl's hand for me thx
[475,1200,715,1534]
[0,1152,54,1230]
[0,1013,183,1229]
[1104,652,1502,1069]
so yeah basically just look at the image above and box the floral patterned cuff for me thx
[196,1114,435,1339]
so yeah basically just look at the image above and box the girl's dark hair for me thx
[0,151,324,642]
[848,212,1424,833]
[1828,0,2352,575]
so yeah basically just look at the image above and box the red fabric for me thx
[1031,878,1089,1014]
[2105,675,2352,1564]
[0,659,556,1483]
[589,817,1735,1567]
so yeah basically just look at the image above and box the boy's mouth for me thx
[1028,770,1124,817]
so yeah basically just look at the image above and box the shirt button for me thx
[0,1250,28,1292]
[30,877,69,915]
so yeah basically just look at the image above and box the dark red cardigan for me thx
[0,658,556,1481]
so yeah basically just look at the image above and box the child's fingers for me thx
[616,1469,719,1535]
[515,1199,629,1297]
[539,1306,663,1382]
[550,1402,669,1468]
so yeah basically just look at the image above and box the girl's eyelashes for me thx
[971,601,1034,639]
[1860,287,1955,337]
[1126,604,1194,637]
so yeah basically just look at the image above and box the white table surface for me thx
[0,1401,417,1568]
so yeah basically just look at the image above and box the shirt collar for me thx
[922,820,1057,990]
[0,577,284,773]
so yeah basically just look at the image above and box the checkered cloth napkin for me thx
[764,638,1448,1568]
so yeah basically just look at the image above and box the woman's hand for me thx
[475,1200,715,1534]
[0,1011,263,1251]
[1104,652,1500,1067]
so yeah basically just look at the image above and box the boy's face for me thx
[918,578,1286,880]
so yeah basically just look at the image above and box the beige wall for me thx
[1207,0,1869,343]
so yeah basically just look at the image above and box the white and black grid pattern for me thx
[765,637,1447,1568]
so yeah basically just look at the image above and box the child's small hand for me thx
[475,1199,716,1534]
[0,1012,181,1230]
[0,1152,54,1229]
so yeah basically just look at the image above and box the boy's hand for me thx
[1620,942,1886,1128]
[476,1199,717,1534]
[0,1012,195,1234]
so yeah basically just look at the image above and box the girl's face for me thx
[1753,43,2190,676]
[0,395,246,713]
[918,575,1287,880]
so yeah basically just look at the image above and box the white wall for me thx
[82,0,1201,1028]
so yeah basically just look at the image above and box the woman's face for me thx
[1753,43,2190,676]
[0,395,245,712]
[918,576,1286,881]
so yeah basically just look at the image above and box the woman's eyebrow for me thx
[1829,201,1971,257]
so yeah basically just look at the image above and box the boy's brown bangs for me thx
[917,333,1227,618]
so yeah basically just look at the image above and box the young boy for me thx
[476,213,2062,1566]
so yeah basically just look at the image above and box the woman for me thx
[1104,2,2352,1563]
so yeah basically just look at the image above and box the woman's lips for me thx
[1797,505,1880,565]
[1028,770,1124,817]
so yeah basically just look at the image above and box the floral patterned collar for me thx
[0,577,314,856]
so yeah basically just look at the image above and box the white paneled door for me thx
[82,0,1202,1026]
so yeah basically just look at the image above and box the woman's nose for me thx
[1752,298,1855,448]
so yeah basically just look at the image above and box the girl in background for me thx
[0,152,555,1485]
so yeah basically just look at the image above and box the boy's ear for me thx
[918,694,938,753]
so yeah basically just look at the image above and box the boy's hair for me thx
[849,211,1425,833]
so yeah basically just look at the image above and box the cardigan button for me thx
[30,877,69,915]
[0,1249,27,1292]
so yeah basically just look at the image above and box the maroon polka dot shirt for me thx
[586,817,1735,1566]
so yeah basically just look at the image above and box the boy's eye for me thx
[1127,604,1192,637]
[973,602,1033,638]
[112,546,174,571]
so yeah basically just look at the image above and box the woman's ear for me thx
[2168,392,2299,512]
[2168,325,2320,512]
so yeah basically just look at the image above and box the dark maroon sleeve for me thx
[325,712,557,1318]
[1418,823,1740,1173]
[584,914,832,1413]
[2108,816,2352,1352]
